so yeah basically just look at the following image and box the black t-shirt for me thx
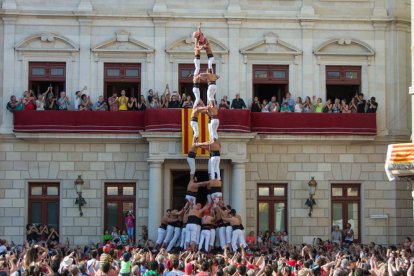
[357,100,366,113]
[168,101,180,108]
[367,102,378,113]
[251,102,261,112]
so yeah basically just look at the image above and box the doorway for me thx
[171,170,210,210]
[105,82,140,99]
[30,81,66,97]
[253,84,287,104]
[326,85,360,103]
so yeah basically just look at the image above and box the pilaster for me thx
[148,160,164,240]
[227,20,242,100]
[231,161,247,227]
[300,20,315,97]
[78,19,92,98]
[153,19,167,93]
[0,16,16,134]
[372,21,388,136]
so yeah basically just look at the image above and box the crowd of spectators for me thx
[0,230,412,276]
[248,92,377,114]
[6,86,378,115]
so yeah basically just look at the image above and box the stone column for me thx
[78,19,92,98]
[372,21,388,135]
[227,20,241,100]
[148,160,163,241]
[300,20,315,97]
[0,16,16,133]
[153,19,167,93]
[231,161,246,224]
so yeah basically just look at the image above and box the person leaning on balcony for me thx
[355,92,366,113]
[341,99,351,113]
[73,86,87,111]
[108,92,119,111]
[36,93,45,111]
[349,97,358,113]
[93,95,108,111]
[218,98,229,109]
[127,96,138,111]
[303,96,313,113]
[6,95,23,112]
[23,90,36,111]
[294,97,303,113]
[45,88,58,110]
[313,96,323,113]
[366,97,378,113]
[78,94,92,111]
[250,96,261,112]
[231,93,247,109]
[280,102,291,113]
[282,92,295,111]
[58,91,70,110]
[118,90,129,111]
[138,95,147,111]
[322,99,333,113]
[168,94,180,108]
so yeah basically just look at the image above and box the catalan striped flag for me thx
[385,143,414,181]
[181,108,209,156]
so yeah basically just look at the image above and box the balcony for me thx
[13,109,377,136]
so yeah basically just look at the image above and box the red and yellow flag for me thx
[181,108,209,156]
[385,143,414,181]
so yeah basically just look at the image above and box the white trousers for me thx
[193,87,200,108]
[185,194,196,204]
[166,227,181,252]
[208,57,214,71]
[187,157,196,176]
[226,226,232,245]
[163,225,174,244]
[231,229,246,252]
[185,223,198,244]
[179,227,186,248]
[198,229,211,252]
[207,84,217,102]
[210,156,221,180]
[209,229,216,247]
[218,226,227,249]
[194,58,200,76]
[196,225,201,244]
[156,228,166,245]
[190,121,199,138]
[209,118,219,140]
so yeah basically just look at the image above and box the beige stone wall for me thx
[0,136,413,245]
[0,139,149,245]
[245,139,414,245]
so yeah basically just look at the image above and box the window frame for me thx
[28,182,60,229]
[104,183,136,232]
[253,65,289,84]
[326,66,361,85]
[257,183,288,234]
[331,183,361,242]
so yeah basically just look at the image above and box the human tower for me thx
[154,24,247,254]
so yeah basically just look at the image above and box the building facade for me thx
[0,0,413,245]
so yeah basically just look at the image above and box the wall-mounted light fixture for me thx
[74,175,87,217]
[305,177,317,217]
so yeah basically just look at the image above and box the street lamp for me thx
[74,175,86,217]
[305,177,317,217]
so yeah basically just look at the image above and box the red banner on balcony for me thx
[181,108,209,156]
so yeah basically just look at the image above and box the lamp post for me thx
[74,175,86,217]
[305,177,317,217]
